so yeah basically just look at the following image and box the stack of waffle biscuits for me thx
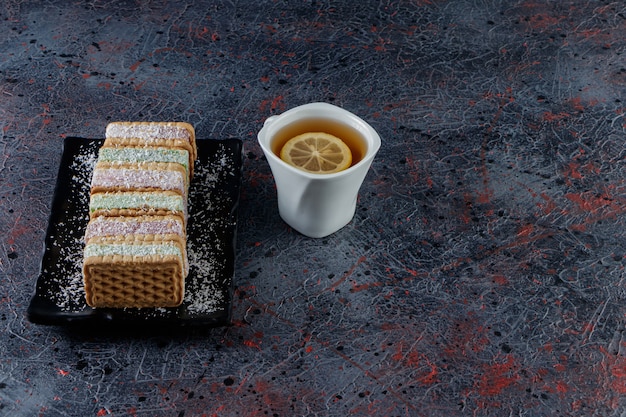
[82,122,196,308]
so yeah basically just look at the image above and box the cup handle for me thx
[263,115,278,127]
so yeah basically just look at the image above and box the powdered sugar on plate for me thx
[43,140,98,312]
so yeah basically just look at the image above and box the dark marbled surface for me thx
[1,1,625,416]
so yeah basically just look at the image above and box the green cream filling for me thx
[84,242,182,258]
[98,147,189,173]
[89,193,185,213]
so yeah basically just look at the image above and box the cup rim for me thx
[258,102,381,178]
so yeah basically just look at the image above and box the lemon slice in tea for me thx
[280,132,352,174]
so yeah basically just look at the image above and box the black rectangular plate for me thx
[27,137,243,328]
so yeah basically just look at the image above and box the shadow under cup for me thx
[259,103,381,238]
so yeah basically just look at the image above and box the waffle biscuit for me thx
[90,162,188,196]
[97,146,191,178]
[104,122,196,174]
[83,234,187,308]
[82,121,196,309]
[89,190,187,223]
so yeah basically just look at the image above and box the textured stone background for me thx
[1,1,625,416]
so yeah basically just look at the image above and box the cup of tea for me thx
[258,102,381,238]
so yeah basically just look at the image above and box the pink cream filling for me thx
[106,124,191,141]
[91,168,186,194]
[84,217,184,242]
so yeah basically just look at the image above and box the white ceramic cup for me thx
[258,102,381,238]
